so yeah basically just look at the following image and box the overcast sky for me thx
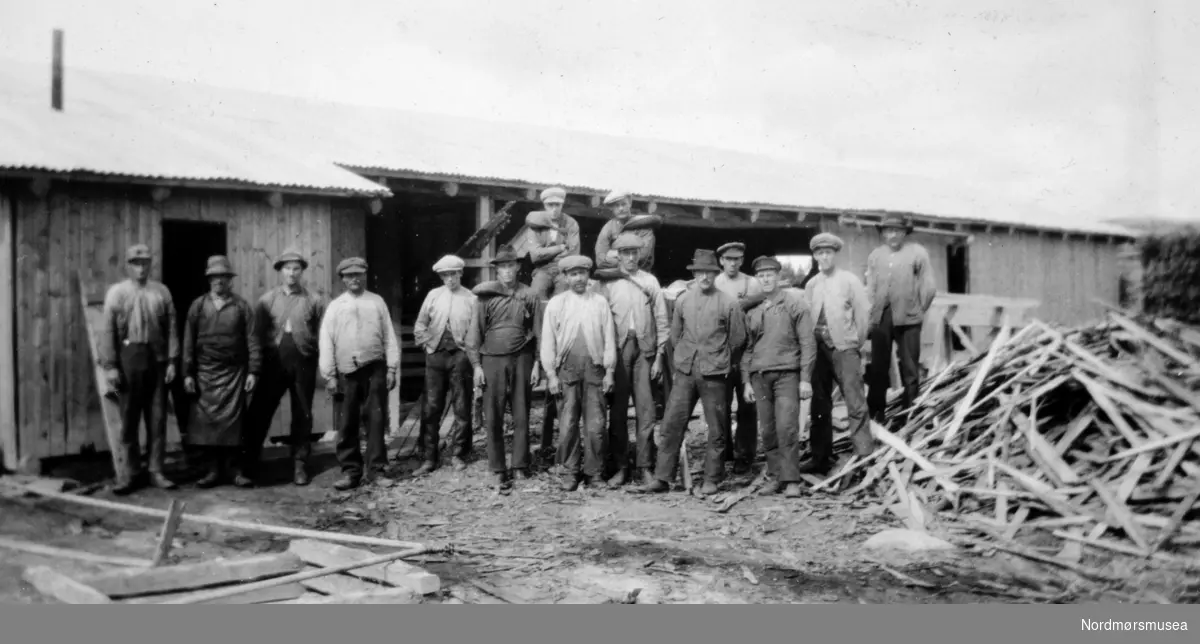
[1,0,1196,222]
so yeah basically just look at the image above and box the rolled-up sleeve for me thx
[318,300,338,382]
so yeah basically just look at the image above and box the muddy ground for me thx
[2,406,1195,604]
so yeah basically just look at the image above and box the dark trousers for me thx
[420,348,473,464]
[482,346,534,473]
[334,361,388,479]
[609,335,657,471]
[202,446,239,473]
[118,344,168,482]
[868,309,923,424]
[243,336,316,474]
[554,353,608,478]
[532,270,566,454]
[752,370,802,483]
[653,371,729,484]
[810,342,873,463]
[723,365,758,464]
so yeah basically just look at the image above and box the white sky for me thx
[1,0,1197,222]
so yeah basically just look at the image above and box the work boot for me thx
[333,474,360,491]
[412,461,437,477]
[233,473,255,488]
[606,468,628,489]
[111,474,143,496]
[560,475,582,492]
[293,463,310,486]
[639,468,657,487]
[150,472,178,490]
[635,479,670,494]
[195,467,221,489]
[783,483,804,498]
[515,468,535,480]
[493,472,512,492]
[452,457,468,472]
[797,459,831,475]
[732,460,752,476]
[698,480,720,496]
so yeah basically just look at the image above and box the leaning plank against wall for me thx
[0,190,16,470]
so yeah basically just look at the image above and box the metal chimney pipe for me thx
[51,29,63,111]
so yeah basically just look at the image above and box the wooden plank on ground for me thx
[1089,480,1150,552]
[287,539,440,595]
[0,536,152,569]
[23,565,113,604]
[300,570,386,596]
[280,588,419,604]
[78,552,304,598]
[78,271,127,480]
[151,500,187,567]
[124,582,307,605]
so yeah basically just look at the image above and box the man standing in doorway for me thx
[242,248,325,487]
[866,214,937,428]
[182,256,261,488]
[593,233,668,488]
[540,255,616,491]
[468,245,541,492]
[802,233,873,474]
[637,249,746,496]
[412,255,478,476]
[99,244,181,494]
[595,190,659,271]
[318,257,400,491]
[714,241,763,475]
[741,256,816,498]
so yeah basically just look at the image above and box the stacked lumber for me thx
[825,311,1200,560]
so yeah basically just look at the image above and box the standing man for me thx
[593,233,668,488]
[181,256,261,489]
[467,245,541,492]
[99,244,180,494]
[595,190,659,271]
[318,257,400,491]
[741,256,816,498]
[802,233,873,474]
[637,249,746,496]
[540,255,616,491]
[866,214,937,427]
[714,242,763,475]
[242,248,325,487]
[412,255,478,476]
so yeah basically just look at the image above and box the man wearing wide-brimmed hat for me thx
[411,254,478,476]
[99,243,182,494]
[319,257,400,490]
[241,248,326,487]
[637,249,747,497]
[865,214,937,428]
[714,241,764,475]
[594,190,661,271]
[539,255,616,491]
[182,255,262,488]
[802,234,873,474]
[467,245,542,492]
[525,187,581,302]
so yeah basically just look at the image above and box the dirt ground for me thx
[2,404,1194,604]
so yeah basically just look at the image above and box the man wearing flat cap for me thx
[241,248,326,487]
[182,256,261,488]
[802,234,873,474]
[526,187,581,302]
[467,245,542,492]
[540,255,616,491]
[595,190,659,271]
[740,256,816,498]
[638,249,747,496]
[319,257,400,490]
[865,214,937,428]
[714,241,764,475]
[412,255,478,476]
[99,243,181,493]
[592,232,668,488]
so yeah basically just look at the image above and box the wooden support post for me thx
[266,192,284,209]
[476,195,493,282]
[368,197,383,215]
[150,186,171,203]
[749,208,760,223]
[701,206,712,220]
[151,500,187,567]
[443,182,460,198]
[0,193,15,471]
[51,29,64,111]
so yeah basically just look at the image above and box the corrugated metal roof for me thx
[0,60,1132,236]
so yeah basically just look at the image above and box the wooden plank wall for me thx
[12,183,367,463]
[0,191,16,470]
[819,220,953,294]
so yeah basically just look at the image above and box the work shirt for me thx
[466,283,540,367]
[183,292,262,376]
[804,268,871,352]
[413,285,477,354]
[528,213,581,271]
[540,290,617,374]
[715,272,763,301]
[865,241,938,326]
[669,286,747,377]
[594,270,668,355]
[317,290,400,381]
[595,217,655,270]
[99,279,179,369]
[741,289,817,383]
[255,285,326,360]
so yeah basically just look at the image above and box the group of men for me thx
[97,184,936,498]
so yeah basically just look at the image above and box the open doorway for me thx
[946,242,969,352]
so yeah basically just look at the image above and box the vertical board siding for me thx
[0,192,17,470]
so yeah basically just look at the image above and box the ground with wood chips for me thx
[1,408,1194,604]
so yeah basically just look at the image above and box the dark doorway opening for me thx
[947,242,969,352]
[161,220,229,323]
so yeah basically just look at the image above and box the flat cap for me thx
[540,187,566,204]
[810,233,844,252]
[126,244,152,261]
[603,189,631,206]
[612,232,644,251]
[525,210,554,229]
[717,242,746,258]
[432,255,465,273]
[751,256,782,273]
[205,255,236,277]
[336,257,368,275]
[558,255,593,273]
[878,214,914,232]
[273,248,308,271]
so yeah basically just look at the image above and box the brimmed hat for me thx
[751,256,782,273]
[525,210,554,229]
[603,189,631,206]
[559,255,593,273]
[612,232,644,251]
[205,255,236,277]
[878,214,914,233]
[540,187,566,204]
[717,242,746,258]
[273,248,308,271]
[810,233,843,253]
[490,244,521,265]
[432,255,465,273]
[686,249,721,272]
[337,257,368,275]
[126,244,152,262]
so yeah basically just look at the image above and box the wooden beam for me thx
[78,272,129,483]
[0,536,152,568]
[476,195,493,281]
[368,197,383,216]
[266,192,284,209]
[281,588,419,604]
[299,568,386,596]
[29,177,51,198]
[124,583,307,605]
[0,169,389,198]
[23,566,112,604]
[79,553,305,598]
[701,206,712,220]
[442,181,460,198]
[288,539,440,595]
[150,186,171,203]
[51,29,64,111]
[0,193,14,471]
[749,208,760,223]
[151,500,187,567]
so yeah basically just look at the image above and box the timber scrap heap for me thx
[824,309,1200,563]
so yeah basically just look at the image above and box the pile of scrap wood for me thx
[816,310,1200,561]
